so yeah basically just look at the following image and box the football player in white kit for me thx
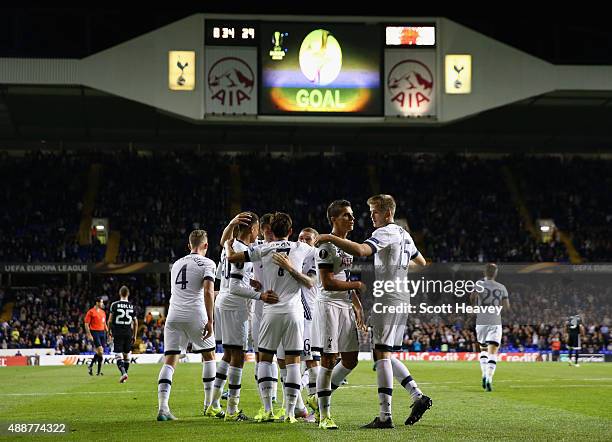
[313,200,367,430]
[251,213,283,421]
[226,212,316,423]
[470,263,509,392]
[216,212,279,421]
[207,213,253,418]
[317,194,431,429]
[297,228,322,414]
[157,230,216,421]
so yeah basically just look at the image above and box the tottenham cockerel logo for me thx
[387,60,434,111]
[207,57,255,107]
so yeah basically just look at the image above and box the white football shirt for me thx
[218,239,254,312]
[301,250,318,319]
[169,253,216,322]
[475,278,508,326]
[364,223,420,304]
[246,240,315,314]
[315,241,353,309]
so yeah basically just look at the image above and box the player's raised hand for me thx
[314,233,332,247]
[260,290,279,304]
[202,321,214,340]
[250,279,262,291]
[272,252,293,271]
[230,212,252,226]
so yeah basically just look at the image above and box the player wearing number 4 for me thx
[108,286,138,383]
[316,194,431,429]
[156,230,217,422]
[226,212,316,424]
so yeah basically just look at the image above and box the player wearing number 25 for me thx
[108,286,138,383]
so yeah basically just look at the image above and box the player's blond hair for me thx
[484,263,498,279]
[189,229,208,249]
[260,213,274,227]
[367,194,396,216]
[119,286,129,298]
[301,227,319,237]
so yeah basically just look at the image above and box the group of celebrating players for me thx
[155,194,433,429]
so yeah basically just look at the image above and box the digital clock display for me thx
[205,20,258,46]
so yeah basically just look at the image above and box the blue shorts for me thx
[91,331,107,348]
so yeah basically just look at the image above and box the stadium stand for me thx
[1,279,610,354]
[1,150,610,264]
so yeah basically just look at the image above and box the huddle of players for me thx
[156,194,433,429]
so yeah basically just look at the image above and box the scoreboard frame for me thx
[201,14,441,124]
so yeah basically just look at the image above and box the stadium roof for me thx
[2,8,612,152]
[2,85,612,152]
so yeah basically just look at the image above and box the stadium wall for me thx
[1,352,607,366]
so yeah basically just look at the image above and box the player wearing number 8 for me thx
[108,286,138,383]
[226,212,316,423]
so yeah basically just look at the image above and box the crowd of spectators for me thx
[1,275,610,354]
[1,150,610,264]
[0,278,168,354]
[515,156,611,262]
[394,278,611,353]
[0,151,104,263]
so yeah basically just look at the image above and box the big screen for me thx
[260,22,382,115]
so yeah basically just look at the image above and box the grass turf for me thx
[1,361,611,441]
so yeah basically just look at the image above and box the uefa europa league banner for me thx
[384,49,436,118]
[205,47,258,115]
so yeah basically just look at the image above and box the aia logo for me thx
[387,60,434,111]
[208,57,255,107]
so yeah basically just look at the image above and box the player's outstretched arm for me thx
[316,234,373,257]
[219,212,253,247]
[229,277,261,300]
[224,240,247,263]
[272,252,314,288]
[410,254,427,266]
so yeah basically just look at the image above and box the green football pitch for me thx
[1,361,611,441]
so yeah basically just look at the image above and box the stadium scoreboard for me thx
[194,15,470,122]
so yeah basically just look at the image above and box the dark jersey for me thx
[109,300,135,335]
[567,316,582,335]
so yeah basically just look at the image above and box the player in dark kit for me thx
[566,315,585,367]
[108,286,138,383]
